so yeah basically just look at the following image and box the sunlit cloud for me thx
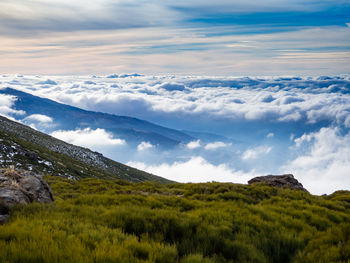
[0,94,25,117]
[0,0,349,75]
[284,127,350,195]
[242,146,272,160]
[51,128,126,148]
[266,133,274,138]
[204,141,231,150]
[128,156,258,183]
[186,140,201,149]
[137,141,154,151]
[24,114,53,123]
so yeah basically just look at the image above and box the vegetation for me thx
[1,176,349,263]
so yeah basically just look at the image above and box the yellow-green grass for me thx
[1,176,349,263]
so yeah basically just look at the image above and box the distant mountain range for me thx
[0,115,169,183]
[0,88,195,148]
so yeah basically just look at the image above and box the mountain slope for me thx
[0,88,194,148]
[0,115,170,183]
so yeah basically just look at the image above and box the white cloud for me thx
[0,94,15,107]
[50,128,126,148]
[266,132,274,138]
[128,156,258,183]
[3,75,350,129]
[284,127,350,195]
[0,21,349,76]
[24,114,53,123]
[0,94,25,117]
[294,133,313,147]
[204,141,231,150]
[242,146,272,160]
[289,133,295,141]
[0,0,177,34]
[137,141,154,151]
[186,140,201,149]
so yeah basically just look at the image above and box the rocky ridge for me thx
[248,174,308,191]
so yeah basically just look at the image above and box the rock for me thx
[0,169,54,224]
[248,174,307,192]
[24,151,39,161]
[0,214,9,225]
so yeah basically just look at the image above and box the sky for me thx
[0,0,350,75]
[0,1,350,194]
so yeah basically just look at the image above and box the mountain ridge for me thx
[0,87,195,148]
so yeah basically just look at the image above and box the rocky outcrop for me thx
[0,169,54,224]
[248,174,307,192]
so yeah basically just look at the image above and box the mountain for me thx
[0,115,170,183]
[181,130,233,143]
[0,88,194,148]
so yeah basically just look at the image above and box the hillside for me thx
[0,88,194,148]
[1,176,349,262]
[0,115,169,183]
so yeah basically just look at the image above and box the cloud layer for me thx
[2,75,349,129]
[1,75,350,194]
[0,1,349,75]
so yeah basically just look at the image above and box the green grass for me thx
[1,176,349,263]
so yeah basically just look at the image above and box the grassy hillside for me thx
[1,176,349,263]
[0,115,169,183]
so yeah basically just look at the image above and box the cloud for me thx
[261,94,276,103]
[204,141,231,150]
[137,141,154,151]
[0,94,25,117]
[159,83,186,91]
[186,140,201,149]
[280,96,305,104]
[37,79,57,85]
[0,0,178,34]
[266,133,274,138]
[24,114,53,123]
[284,127,350,195]
[50,128,126,148]
[128,156,258,183]
[242,146,272,160]
[3,75,350,129]
[0,20,350,76]
[2,0,343,37]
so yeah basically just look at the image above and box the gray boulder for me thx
[248,174,307,192]
[0,169,54,224]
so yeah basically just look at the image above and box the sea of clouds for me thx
[1,74,349,194]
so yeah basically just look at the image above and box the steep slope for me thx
[0,88,194,148]
[0,115,170,183]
